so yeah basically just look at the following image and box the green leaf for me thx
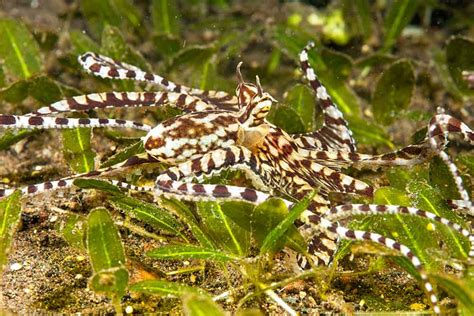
[151,0,181,36]
[266,49,281,75]
[320,48,353,81]
[0,79,29,103]
[198,58,218,91]
[58,214,87,249]
[87,208,127,271]
[230,198,306,253]
[0,18,41,80]
[431,274,474,314]
[374,188,433,262]
[163,199,216,249]
[101,25,150,72]
[356,53,397,69]
[92,185,191,250]
[382,0,419,51]
[111,0,142,29]
[429,156,461,200]
[147,245,239,261]
[73,178,122,195]
[27,76,64,104]
[70,30,100,55]
[386,165,429,191]
[100,141,145,168]
[130,279,206,296]
[372,60,415,125]
[0,75,78,105]
[102,130,142,145]
[110,194,185,238]
[153,34,182,58]
[196,201,249,256]
[62,126,96,173]
[182,292,225,316]
[80,0,141,37]
[267,105,305,134]
[432,48,464,101]
[260,191,316,254]
[284,84,315,132]
[272,26,315,64]
[0,191,22,273]
[0,130,39,151]
[342,0,373,39]
[219,202,253,230]
[87,208,128,297]
[407,180,469,260]
[348,118,394,149]
[457,153,474,174]
[446,36,474,97]
[170,46,217,90]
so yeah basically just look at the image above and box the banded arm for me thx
[28,91,216,116]
[296,42,356,152]
[79,52,239,111]
[0,114,151,132]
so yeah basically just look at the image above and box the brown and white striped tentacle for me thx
[298,42,356,152]
[155,146,269,190]
[0,178,77,198]
[324,204,474,257]
[317,219,441,314]
[296,230,339,269]
[28,91,215,116]
[0,154,159,199]
[297,140,439,171]
[298,158,374,198]
[0,114,151,132]
[79,52,190,93]
[447,199,474,216]
[78,52,239,111]
[428,113,474,211]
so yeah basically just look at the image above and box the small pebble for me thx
[50,215,58,222]
[299,291,307,299]
[125,306,133,314]
[10,262,23,271]
[75,274,83,280]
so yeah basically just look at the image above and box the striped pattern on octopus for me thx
[29,91,216,116]
[78,52,239,110]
